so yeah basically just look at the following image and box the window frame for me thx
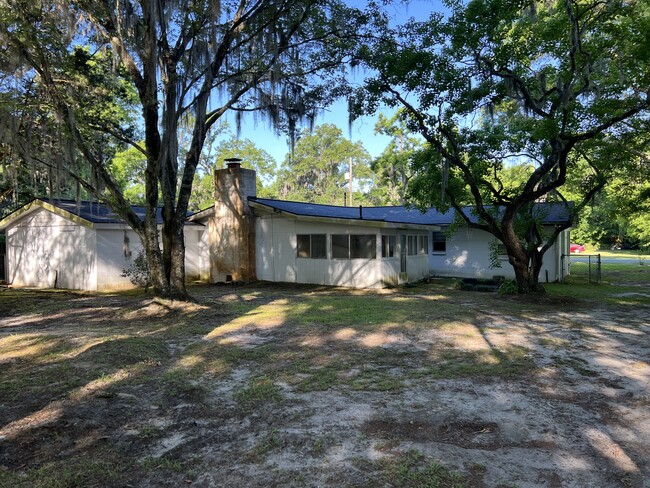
[351,234,377,259]
[330,234,377,260]
[296,234,327,259]
[381,235,396,258]
[331,234,349,259]
[496,242,508,258]
[407,235,417,256]
[431,231,447,254]
[406,234,429,256]
[418,235,429,254]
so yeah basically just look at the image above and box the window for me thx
[381,235,395,258]
[408,235,417,255]
[331,234,376,259]
[407,234,428,256]
[496,243,508,257]
[312,235,326,258]
[418,235,429,254]
[351,235,376,259]
[297,235,310,257]
[331,234,349,259]
[297,234,326,258]
[432,231,446,253]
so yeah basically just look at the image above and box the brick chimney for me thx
[210,159,257,283]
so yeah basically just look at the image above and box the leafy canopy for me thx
[352,0,650,291]
[273,123,373,205]
[1,0,377,298]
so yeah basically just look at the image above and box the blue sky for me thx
[226,98,393,163]
[224,0,445,165]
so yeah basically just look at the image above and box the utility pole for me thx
[349,157,353,207]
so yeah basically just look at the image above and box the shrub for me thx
[498,280,519,295]
[451,279,464,290]
[121,249,152,292]
[492,275,506,284]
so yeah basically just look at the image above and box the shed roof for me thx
[0,198,201,230]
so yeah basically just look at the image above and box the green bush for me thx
[121,249,152,291]
[498,280,519,295]
[451,279,464,290]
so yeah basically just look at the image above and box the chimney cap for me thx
[224,157,243,169]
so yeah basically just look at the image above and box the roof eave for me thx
[250,201,440,231]
[187,206,215,222]
[0,200,94,230]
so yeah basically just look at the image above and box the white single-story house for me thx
[185,163,438,288]
[0,162,572,290]
[189,163,571,287]
[0,199,208,290]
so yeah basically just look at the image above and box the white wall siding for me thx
[429,226,566,282]
[405,255,430,281]
[548,228,571,281]
[538,227,570,283]
[429,227,493,279]
[380,258,400,286]
[256,216,297,283]
[7,209,97,290]
[299,257,382,288]
[256,217,274,282]
[184,229,202,280]
[296,257,330,285]
[255,215,429,288]
[96,226,207,290]
[197,227,211,281]
[96,228,144,290]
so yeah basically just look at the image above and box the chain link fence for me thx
[562,253,602,283]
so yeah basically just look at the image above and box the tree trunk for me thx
[529,250,544,290]
[511,259,531,293]
[510,251,545,293]
[143,218,190,301]
[168,218,189,300]
[135,213,190,301]
[161,209,174,284]
[135,224,190,301]
[142,226,169,297]
[501,221,545,294]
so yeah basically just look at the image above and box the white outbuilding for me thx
[0,199,208,291]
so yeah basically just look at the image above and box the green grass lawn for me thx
[581,249,650,260]
[546,258,650,304]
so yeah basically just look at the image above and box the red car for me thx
[570,243,585,253]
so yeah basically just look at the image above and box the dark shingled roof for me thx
[6,197,570,228]
[33,198,199,225]
[249,197,572,226]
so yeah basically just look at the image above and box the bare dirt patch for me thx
[0,282,649,487]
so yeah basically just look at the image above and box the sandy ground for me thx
[0,282,648,487]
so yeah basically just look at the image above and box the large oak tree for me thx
[353,0,650,292]
[1,0,371,299]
